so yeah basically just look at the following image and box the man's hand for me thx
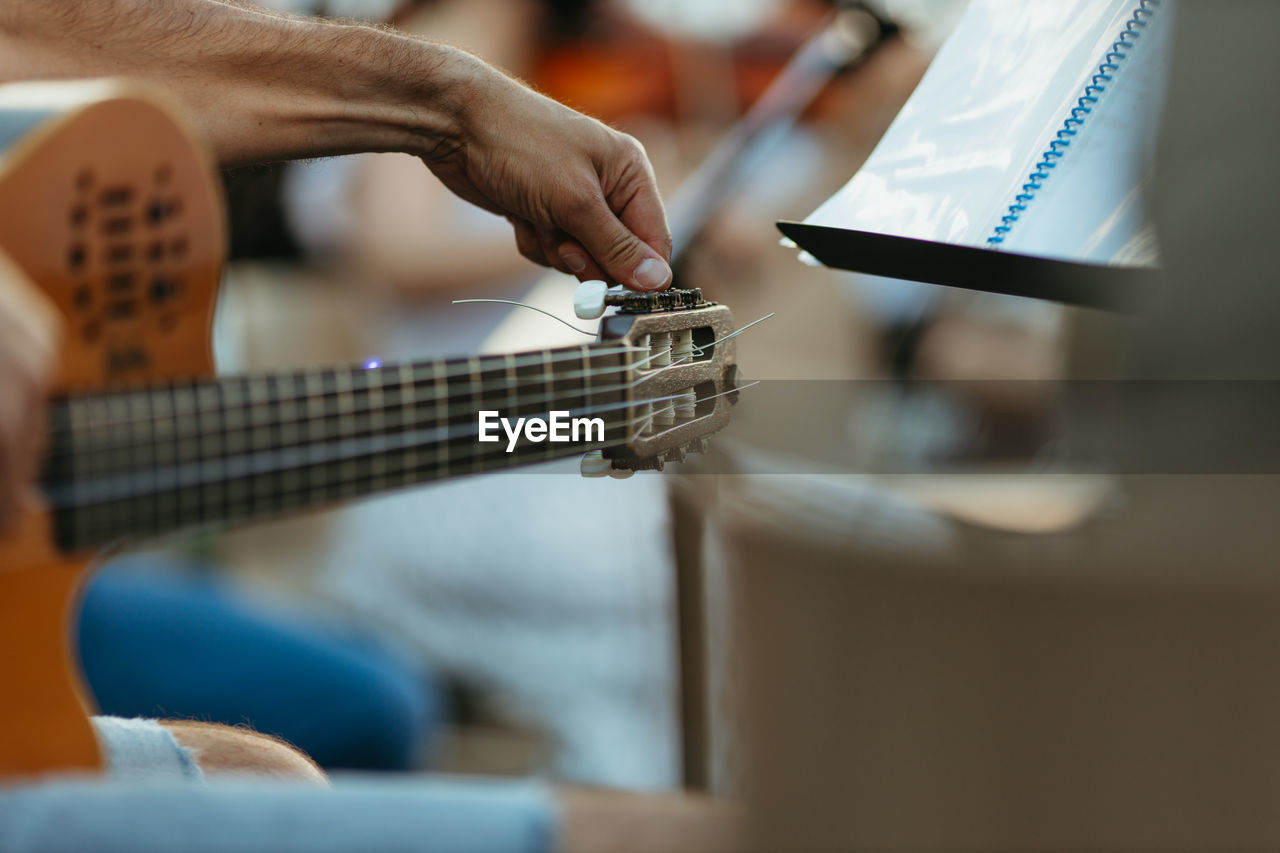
[0,254,59,530]
[425,63,672,291]
[0,1,673,291]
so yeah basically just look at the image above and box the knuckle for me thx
[562,186,601,221]
[615,132,646,159]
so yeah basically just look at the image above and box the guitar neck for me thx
[40,343,637,553]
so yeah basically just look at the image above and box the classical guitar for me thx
[0,81,739,779]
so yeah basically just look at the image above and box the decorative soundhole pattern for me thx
[66,163,190,350]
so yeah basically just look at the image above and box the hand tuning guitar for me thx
[0,80,743,780]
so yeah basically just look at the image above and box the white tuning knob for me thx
[573,279,608,320]
[580,450,610,478]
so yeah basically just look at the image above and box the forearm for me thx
[0,0,482,166]
[0,0,673,288]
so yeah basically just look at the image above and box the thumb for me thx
[565,200,672,292]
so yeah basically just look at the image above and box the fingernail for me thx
[632,257,672,291]
[563,253,588,274]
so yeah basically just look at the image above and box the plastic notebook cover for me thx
[800,0,1141,249]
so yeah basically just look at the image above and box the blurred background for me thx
[63,0,1280,847]
[83,0,1007,792]
[78,0,1166,808]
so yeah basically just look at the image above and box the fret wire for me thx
[504,351,518,417]
[366,368,387,494]
[432,360,447,479]
[202,381,227,523]
[221,378,244,458]
[276,373,300,450]
[300,368,319,503]
[158,386,180,532]
[466,355,482,474]
[542,349,555,440]
[582,347,593,443]
[102,393,126,536]
[399,363,417,489]
[63,392,85,517]
[338,364,360,501]
[127,389,153,527]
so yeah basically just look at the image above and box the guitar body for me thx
[0,81,223,778]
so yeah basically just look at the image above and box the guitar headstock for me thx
[590,287,739,475]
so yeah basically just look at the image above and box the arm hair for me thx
[0,0,477,165]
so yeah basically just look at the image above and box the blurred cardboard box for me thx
[687,471,1280,850]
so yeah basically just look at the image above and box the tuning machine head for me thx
[582,290,739,480]
[575,283,734,478]
[574,281,711,321]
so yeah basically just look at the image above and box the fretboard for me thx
[40,344,636,552]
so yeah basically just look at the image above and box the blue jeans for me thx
[77,560,440,771]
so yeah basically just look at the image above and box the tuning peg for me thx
[580,450,610,478]
[573,279,608,320]
[663,447,686,464]
[607,467,635,480]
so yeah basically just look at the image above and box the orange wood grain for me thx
[0,512,101,777]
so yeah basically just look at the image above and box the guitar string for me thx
[45,387,702,509]
[49,361,638,451]
[687,312,774,357]
[450,298,599,336]
[450,291,773,359]
[47,314,768,499]
[41,354,682,469]
[58,382,758,543]
[41,341,700,448]
[44,350,682,463]
[47,312,766,441]
[43,344,647,434]
[51,381,690,499]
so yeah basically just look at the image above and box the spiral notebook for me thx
[779,0,1171,310]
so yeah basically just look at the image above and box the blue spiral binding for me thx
[987,0,1161,247]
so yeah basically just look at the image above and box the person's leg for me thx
[78,558,440,771]
[91,714,327,785]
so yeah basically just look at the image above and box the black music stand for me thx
[776,221,1158,312]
